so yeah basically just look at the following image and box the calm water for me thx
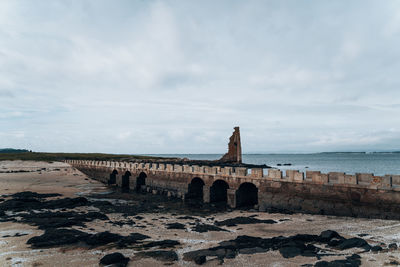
[147,153,400,176]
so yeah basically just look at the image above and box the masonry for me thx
[67,159,400,220]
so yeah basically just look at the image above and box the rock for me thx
[194,255,206,265]
[137,250,178,262]
[100,252,129,266]
[166,223,185,229]
[191,224,228,233]
[319,230,343,242]
[371,245,383,252]
[215,216,276,227]
[142,240,180,249]
[314,254,361,267]
[389,243,398,250]
[85,231,122,246]
[10,191,62,199]
[27,229,90,248]
[117,233,150,248]
[337,238,370,250]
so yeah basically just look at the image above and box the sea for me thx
[147,153,400,176]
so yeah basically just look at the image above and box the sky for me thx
[1,0,400,154]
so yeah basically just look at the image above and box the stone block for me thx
[251,168,263,178]
[158,164,165,170]
[328,172,345,184]
[151,163,158,170]
[268,169,282,179]
[183,165,192,172]
[345,174,357,185]
[378,175,392,189]
[392,175,400,187]
[294,171,304,182]
[192,165,200,173]
[234,167,247,176]
[166,164,174,172]
[212,166,220,174]
[286,170,303,182]
[356,173,373,185]
[222,167,232,175]
[174,165,183,172]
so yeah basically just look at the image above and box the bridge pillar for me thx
[203,186,210,203]
[227,189,237,208]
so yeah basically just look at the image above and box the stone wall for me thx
[67,159,400,219]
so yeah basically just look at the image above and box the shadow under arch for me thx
[236,182,258,208]
[210,179,229,203]
[108,170,118,185]
[187,177,205,201]
[136,172,147,192]
[121,171,131,193]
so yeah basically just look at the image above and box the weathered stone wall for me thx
[67,159,400,219]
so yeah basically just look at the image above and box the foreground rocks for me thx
[100,252,129,267]
[183,230,372,265]
[0,190,393,266]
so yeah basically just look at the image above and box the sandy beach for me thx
[1,160,400,267]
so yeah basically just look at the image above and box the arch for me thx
[108,170,118,185]
[236,182,258,208]
[187,177,205,200]
[121,171,131,193]
[136,172,147,192]
[210,179,229,203]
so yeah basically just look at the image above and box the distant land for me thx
[0,148,30,153]
[0,150,170,162]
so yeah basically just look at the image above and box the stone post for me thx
[203,186,210,203]
[227,189,237,208]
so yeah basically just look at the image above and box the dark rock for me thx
[314,254,361,267]
[319,230,343,242]
[194,255,206,265]
[27,228,90,248]
[18,211,108,230]
[10,191,62,199]
[371,245,382,252]
[117,233,150,247]
[215,216,276,227]
[85,231,122,246]
[239,247,268,254]
[389,243,398,250]
[0,196,88,212]
[166,223,185,229]
[142,240,180,249]
[100,252,129,266]
[337,237,370,250]
[357,233,369,237]
[184,231,369,263]
[191,224,228,233]
[137,250,178,262]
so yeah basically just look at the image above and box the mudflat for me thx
[1,161,400,266]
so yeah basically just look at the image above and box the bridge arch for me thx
[236,182,258,208]
[136,172,147,192]
[210,179,229,203]
[121,171,131,192]
[108,170,118,185]
[187,177,205,200]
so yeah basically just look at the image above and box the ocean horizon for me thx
[146,153,400,176]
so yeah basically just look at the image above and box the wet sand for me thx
[1,160,400,266]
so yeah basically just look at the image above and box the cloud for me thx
[0,0,400,153]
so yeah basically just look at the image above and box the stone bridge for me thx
[67,160,400,220]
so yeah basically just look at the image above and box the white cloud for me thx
[0,0,399,153]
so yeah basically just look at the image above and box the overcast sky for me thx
[1,0,400,154]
